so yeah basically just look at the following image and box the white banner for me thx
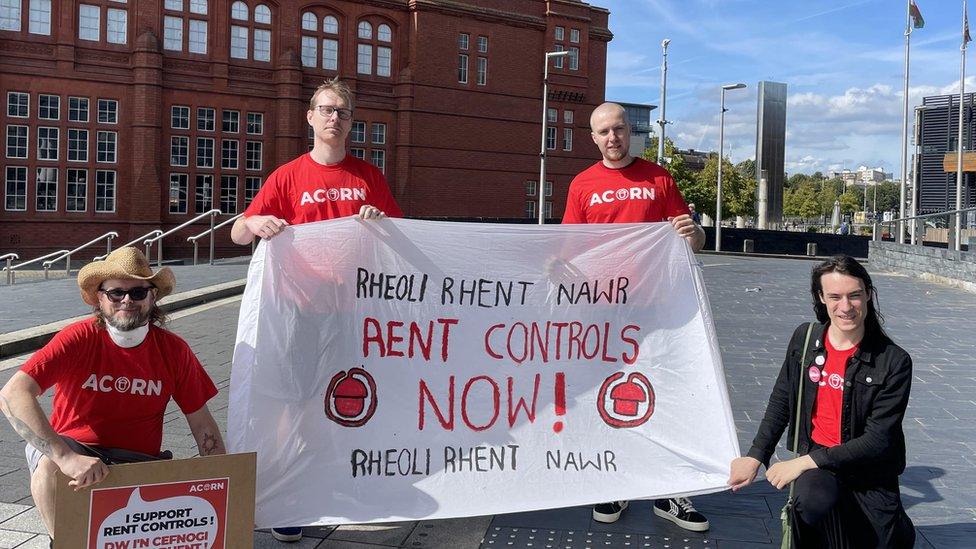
[228,218,738,527]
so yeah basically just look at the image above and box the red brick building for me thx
[1,0,611,259]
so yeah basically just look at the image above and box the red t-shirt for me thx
[21,318,218,456]
[243,153,403,224]
[810,333,859,448]
[562,158,691,224]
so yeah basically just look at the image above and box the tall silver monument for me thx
[755,81,787,228]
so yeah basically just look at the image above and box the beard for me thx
[103,307,152,331]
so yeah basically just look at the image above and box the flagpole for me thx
[957,0,968,252]
[899,0,913,244]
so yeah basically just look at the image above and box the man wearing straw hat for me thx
[0,247,225,542]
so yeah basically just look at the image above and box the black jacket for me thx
[746,322,913,486]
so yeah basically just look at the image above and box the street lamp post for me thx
[538,50,570,225]
[656,39,670,165]
[911,105,929,244]
[715,83,746,252]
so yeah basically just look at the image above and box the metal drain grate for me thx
[480,527,714,549]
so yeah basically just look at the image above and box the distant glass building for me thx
[755,81,787,227]
[618,102,657,158]
[917,93,976,216]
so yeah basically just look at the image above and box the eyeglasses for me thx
[99,286,154,302]
[312,105,353,120]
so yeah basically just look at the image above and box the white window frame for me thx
[1,0,22,31]
[351,121,365,143]
[29,0,53,36]
[106,7,127,44]
[5,166,28,211]
[169,173,188,214]
[170,135,189,166]
[66,168,88,212]
[245,140,262,171]
[6,125,29,159]
[96,131,117,163]
[357,43,372,74]
[171,105,190,129]
[78,4,100,42]
[477,57,487,86]
[371,122,386,145]
[95,170,117,213]
[37,126,59,161]
[163,16,182,50]
[69,96,90,122]
[68,128,89,162]
[7,92,29,118]
[38,94,59,120]
[35,167,58,212]
[246,112,263,135]
[221,139,239,169]
[195,173,213,213]
[97,99,119,124]
[457,53,468,84]
[196,137,214,168]
[220,174,238,214]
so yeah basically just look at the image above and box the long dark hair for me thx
[810,255,886,339]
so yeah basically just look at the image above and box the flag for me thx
[910,0,924,29]
[966,2,972,45]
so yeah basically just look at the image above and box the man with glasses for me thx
[231,77,402,542]
[0,247,225,545]
[231,77,401,246]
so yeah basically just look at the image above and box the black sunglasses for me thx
[99,286,155,302]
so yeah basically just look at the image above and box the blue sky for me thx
[599,0,973,178]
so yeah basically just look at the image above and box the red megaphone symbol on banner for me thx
[324,367,377,427]
[597,371,655,428]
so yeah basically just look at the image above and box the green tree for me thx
[644,137,695,186]
[690,154,757,219]
[787,179,822,218]
[869,182,901,212]
[735,158,756,180]
[839,188,862,215]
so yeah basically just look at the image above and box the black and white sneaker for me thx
[592,500,629,523]
[653,497,710,531]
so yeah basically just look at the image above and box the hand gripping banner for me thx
[228,218,739,526]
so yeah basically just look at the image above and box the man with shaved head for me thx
[562,102,708,531]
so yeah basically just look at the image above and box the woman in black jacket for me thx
[728,256,915,548]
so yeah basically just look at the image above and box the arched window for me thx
[357,21,371,39]
[231,1,248,21]
[323,15,338,34]
[357,19,393,77]
[229,1,271,62]
[301,12,316,31]
[254,4,270,24]
[302,10,340,71]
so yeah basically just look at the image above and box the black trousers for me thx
[790,468,915,549]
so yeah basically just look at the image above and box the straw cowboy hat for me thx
[77,247,175,306]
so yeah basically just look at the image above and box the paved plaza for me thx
[0,254,973,548]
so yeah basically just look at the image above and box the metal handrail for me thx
[144,209,221,266]
[4,250,69,285]
[41,231,118,278]
[1,253,19,285]
[187,213,242,265]
[94,230,164,261]
[874,206,976,246]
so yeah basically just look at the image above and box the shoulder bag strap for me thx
[787,322,816,499]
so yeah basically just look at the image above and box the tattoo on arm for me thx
[0,395,52,457]
[201,432,219,455]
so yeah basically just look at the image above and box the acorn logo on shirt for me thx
[81,374,162,396]
[300,187,367,206]
[589,186,655,206]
